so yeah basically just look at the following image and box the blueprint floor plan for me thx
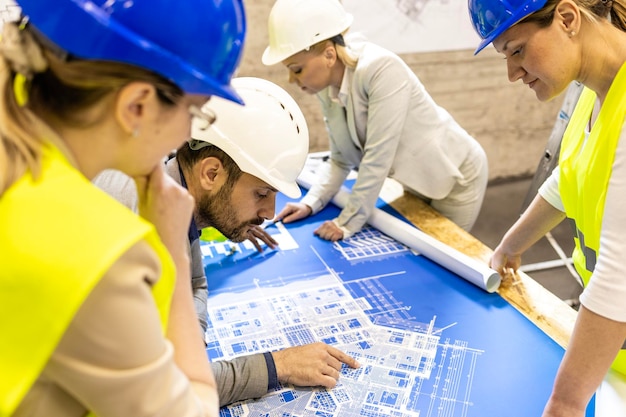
[201,194,593,417]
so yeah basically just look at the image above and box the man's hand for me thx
[272,342,360,388]
[247,225,278,252]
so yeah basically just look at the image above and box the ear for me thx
[323,43,337,67]
[197,156,224,191]
[114,82,158,137]
[555,0,581,35]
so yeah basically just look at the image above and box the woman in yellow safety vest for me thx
[0,1,246,416]
[469,0,626,416]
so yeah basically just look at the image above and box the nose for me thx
[507,59,525,83]
[259,196,277,220]
[288,71,297,85]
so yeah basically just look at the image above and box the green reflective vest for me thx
[559,63,626,375]
[0,143,175,416]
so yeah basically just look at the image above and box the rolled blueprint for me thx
[297,170,501,293]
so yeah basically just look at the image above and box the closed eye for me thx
[502,47,522,60]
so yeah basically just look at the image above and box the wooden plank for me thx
[381,184,576,349]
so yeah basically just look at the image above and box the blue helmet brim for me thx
[471,0,548,55]
[19,0,246,104]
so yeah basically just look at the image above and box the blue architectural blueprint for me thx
[201,191,594,417]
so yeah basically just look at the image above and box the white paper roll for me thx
[297,170,501,293]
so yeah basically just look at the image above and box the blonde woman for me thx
[266,0,489,241]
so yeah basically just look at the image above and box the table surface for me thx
[204,173,575,416]
[382,180,626,416]
[381,184,577,349]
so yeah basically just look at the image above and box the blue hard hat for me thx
[469,0,548,54]
[17,0,246,104]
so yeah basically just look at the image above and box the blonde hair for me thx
[308,30,358,69]
[521,0,626,31]
[0,22,182,195]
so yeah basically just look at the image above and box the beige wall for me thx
[238,0,565,182]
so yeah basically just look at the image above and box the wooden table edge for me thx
[383,188,576,349]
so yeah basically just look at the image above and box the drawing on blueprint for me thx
[202,226,483,417]
[201,186,573,417]
[335,227,410,262]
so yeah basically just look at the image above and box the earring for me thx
[132,127,139,138]
[569,30,576,37]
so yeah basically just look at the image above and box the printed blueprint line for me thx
[203,226,484,417]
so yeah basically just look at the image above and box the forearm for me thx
[499,194,565,255]
[544,306,626,416]
[335,173,386,234]
[211,354,269,406]
[192,283,209,334]
[190,240,209,333]
[167,251,216,390]
[335,140,398,233]
[334,69,408,232]
[302,159,351,214]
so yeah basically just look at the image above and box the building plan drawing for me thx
[201,192,594,417]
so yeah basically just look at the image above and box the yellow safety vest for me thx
[559,63,626,374]
[0,143,175,416]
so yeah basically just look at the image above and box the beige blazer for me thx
[302,42,486,234]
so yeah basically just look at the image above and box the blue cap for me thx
[469,0,548,54]
[17,0,247,104]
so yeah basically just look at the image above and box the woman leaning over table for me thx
[265,0,489,241]
[0,0,246,416]
[468,0,626,415]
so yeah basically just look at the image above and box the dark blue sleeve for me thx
[263,351,279,390]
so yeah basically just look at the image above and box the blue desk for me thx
[201,184,595,417]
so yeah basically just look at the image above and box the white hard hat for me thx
[189,77,309,199]
[262,0,353,65]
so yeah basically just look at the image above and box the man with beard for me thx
[94,77,359,406]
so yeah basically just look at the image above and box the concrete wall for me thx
[238,0,565,182]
